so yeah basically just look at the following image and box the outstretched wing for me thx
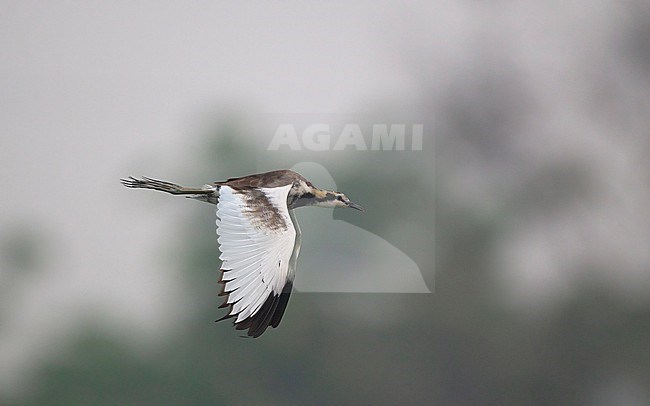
[215,184,297,337]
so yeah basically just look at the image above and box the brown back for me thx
[215,169,308,190]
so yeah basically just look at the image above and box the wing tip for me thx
[215,271,293,338]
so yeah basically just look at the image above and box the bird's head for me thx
[318,189,363,211]
[291,179,363,211]
[304,184,363,211]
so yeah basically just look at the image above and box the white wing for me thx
[215,184,297,337]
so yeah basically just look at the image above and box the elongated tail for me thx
[121,176,219,204]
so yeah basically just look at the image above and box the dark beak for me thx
[347,201,364,211]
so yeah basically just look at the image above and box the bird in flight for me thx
[121,169,362,337]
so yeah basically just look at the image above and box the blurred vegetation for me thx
[3,114,646,405]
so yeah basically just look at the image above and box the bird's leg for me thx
[121,176,215,196]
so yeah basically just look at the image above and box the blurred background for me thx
[1,1,649,404]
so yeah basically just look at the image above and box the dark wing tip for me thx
[216,271,294,338]
[269,282,293,328]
